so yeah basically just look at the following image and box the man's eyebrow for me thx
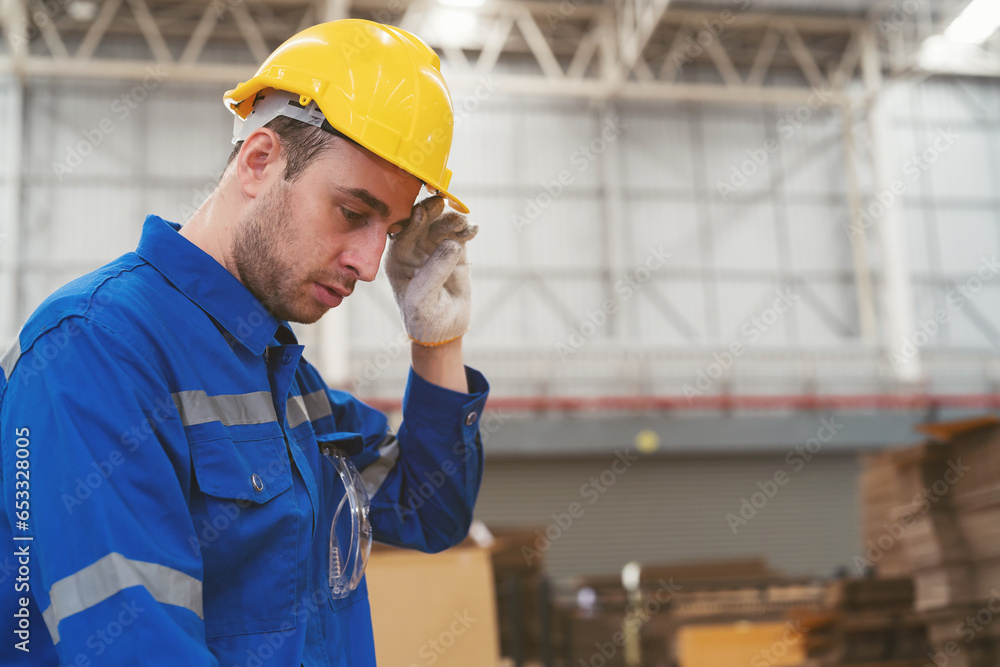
[338,187,390,218]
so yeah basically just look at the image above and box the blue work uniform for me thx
[0,215,489,666]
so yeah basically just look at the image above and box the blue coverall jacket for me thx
[0,215,489,665]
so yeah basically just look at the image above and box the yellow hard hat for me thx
[224,19,468,214]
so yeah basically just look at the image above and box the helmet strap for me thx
[232,89,348,145]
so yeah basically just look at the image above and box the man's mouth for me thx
[314,282,348,308]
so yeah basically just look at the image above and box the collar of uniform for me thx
[135,215,282,356]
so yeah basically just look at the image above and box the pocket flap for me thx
[315,431,366,457]
[191,436,293,503]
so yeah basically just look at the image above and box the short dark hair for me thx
[225,115,339,183]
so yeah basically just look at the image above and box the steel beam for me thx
[840,102,878,344]
[0,75,22,347]
[861,26,920,384]
[0,0,882,105]
[0,0,25,344]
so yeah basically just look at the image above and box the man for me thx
[0,19,488,666]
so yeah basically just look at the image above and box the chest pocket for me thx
[189,433,298,638]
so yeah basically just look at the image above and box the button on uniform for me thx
[465,411,477,426]
[251,473,264,492]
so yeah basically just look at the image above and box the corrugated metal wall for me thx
[889,80,1000,350]
[474,453,862,581]
[3,77,998,364]
[14,78,230,319]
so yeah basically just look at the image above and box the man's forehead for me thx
[330,134,420,181]
[322,139,422,207]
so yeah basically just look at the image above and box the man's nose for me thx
[341,229,387,282]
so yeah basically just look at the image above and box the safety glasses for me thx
[321,446,373,599]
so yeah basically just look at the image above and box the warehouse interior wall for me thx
[5,75,997,395]
[2,73,998,581]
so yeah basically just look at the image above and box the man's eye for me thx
[341,207,364,223]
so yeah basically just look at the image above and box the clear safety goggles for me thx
[321,445,373,599]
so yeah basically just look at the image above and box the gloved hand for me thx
[386,196,478,346]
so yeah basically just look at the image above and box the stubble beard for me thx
[232,180,318,324]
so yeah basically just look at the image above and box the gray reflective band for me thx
[172,390,276,427]
[360,435,400,497]
[287,389,333,429]
[1,335,21,381]
[42,552,203,644]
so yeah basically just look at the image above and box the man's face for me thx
[232,137,422,324]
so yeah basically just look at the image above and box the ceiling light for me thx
[66,1,99,22]
[427,8,479,46]
[918,34,1000,75]
[943,0,1000,45]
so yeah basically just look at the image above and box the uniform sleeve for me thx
[0,318,218,666]
[326,366,489,553]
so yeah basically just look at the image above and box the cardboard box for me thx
[366,545,500,667]
[676,622,804,667]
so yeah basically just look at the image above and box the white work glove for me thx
[386,196,478,346]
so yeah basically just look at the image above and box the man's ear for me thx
[235,128,284,199]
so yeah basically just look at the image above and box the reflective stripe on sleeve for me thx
[41,552,203,644]
[171,390,276,427]
[359,435,400,497]
[1,336,21,382]
[287,389,333,429]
